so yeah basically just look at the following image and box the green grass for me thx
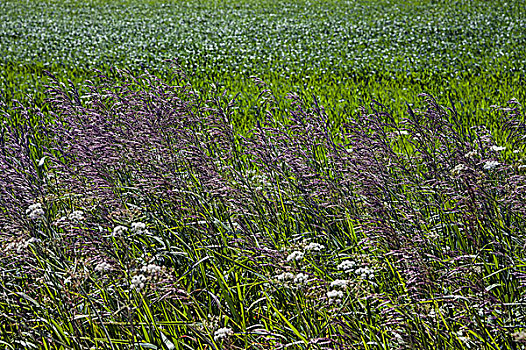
[1,0,525,130]
[1,0,526,348]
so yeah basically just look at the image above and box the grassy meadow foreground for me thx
[1,0,526,349]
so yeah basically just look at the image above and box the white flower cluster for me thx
[294,273,308,284]
[483,160,500,170]
[337,260,356,272]
[26,203,44,220]
[451,164,467,175]
[68,210,85,221]
[213,327,233,342]
[275,272,295,281]
[490,145,506,152]
[326,290,344,303]
[275,272,309,284]
[112,225,128,236]
[355,267,375,280]
[6,237,40,253]
[286,251,304,262]
[330,279,348,289]
[305,242,324,252]
[141,263,161,274]
[131,222,148,234]
[94,261,112,272]
[337,260,375,280]
[131,274,147,291]
[465,150,479,158]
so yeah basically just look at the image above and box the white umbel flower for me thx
[131,222,147,234]
[483,160,500,170]
[131,274,147,291]
[330,279,348,289]
[337,260,356,272]
[275,272,295,281]
[94,262,112,272]
[68,210,85,221]
[141,263,161,274]
[213,327,233,341]
[286,251,304,262]
[113,225,128,236]
[305,242,324,252]
[294,273,308,284]
[26,203,44,220]
[451,164,467,175]
[355,267,375,280]
[327,290,344,302]
[490,145,506,152]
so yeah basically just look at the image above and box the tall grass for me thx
[1,67,525,349]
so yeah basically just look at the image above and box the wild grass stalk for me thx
[0,68,524,349]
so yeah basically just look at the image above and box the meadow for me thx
[1,0,526,349]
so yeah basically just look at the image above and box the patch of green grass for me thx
[1,0,525,130]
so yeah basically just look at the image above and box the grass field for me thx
[1,0,526,349]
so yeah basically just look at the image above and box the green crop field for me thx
[1,0,526,349]
[2,0,525,128]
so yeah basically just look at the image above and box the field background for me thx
[1,0,525,129]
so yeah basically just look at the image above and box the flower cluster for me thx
[68,210,85,221]
[305,242,324,252]
[131,222,148,234]
[26,203,44,220]
[326,290,344,303]
[131,274,147,291]
[112,225,128,236]
[6,237,40,254]
[286,251,304,262]
[213,327,233,342]
[141,263,161,274]
[94,261,112,272]
[483,160,500,170]
[337,260,356,272]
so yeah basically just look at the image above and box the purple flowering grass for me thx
[0,68,525,348]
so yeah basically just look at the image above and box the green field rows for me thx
[1,0,525,130]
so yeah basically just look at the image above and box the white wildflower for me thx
[512,331,526,342]
[286,251,304,262]
[26,203,44,220]
[213,327,233,342]
[327,290,344,302]
[464,150,479,158]
[68,210,84,221]
[141,263,162,274]
[131,274,147,291]
[94,262,112,272]
[393,332,405,345]
[490,145,506,152]
[483,160,500,170]
[451,164,467,175]
[305,242,324,252]
[355,267,375,280]
[456,330,470,345]
[337,260,356,272]
[330,279,348,289]
[513,149,521,154]
[131,222,147,234]
[396,130,409,136]
[275,272,295,281]
[113,225,128,236]
[294,273,308,284]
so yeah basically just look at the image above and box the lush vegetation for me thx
[1,0,525,349]
[1,0,525,129]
